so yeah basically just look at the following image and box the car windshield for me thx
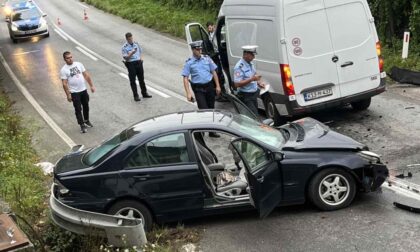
[83,130,129,165]
[12,8,39,21]
[229,114,286,148]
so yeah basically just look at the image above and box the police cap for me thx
[242,45,258,54]
[189,40,203,49]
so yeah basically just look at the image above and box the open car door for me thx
[184,22,216,57]
[230,138,283,218]
[223,93,260,122]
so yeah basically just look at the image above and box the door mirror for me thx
[272,152,284,161]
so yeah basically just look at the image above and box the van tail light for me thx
[280,64,295,96]
[376,42,384,72]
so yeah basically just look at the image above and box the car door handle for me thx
[257,176,264,183]
[133,175,151,181]
[341,61,354,67]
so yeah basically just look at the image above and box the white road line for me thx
[13,50,40,56]
[54,28,68,41]
[76,46,98,61]
[118,73,170,98]
[52,24,191,104]
[76,2,90,9]
[0,51,76,148]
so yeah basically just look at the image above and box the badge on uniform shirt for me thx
[235,71,241,77]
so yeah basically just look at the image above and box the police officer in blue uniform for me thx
[182,40,221,108]
[233,45,265,116]
[122,32,152,101]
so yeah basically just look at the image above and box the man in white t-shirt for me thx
[60,51,96,133]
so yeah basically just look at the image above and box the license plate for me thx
[304,87,333,101]
[24,30,36,34]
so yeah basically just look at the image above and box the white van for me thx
[185,0,386,125]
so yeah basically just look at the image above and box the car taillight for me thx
[280,64,295,96]
[376,42,384,72]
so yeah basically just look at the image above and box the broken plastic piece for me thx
[393,202,420,213]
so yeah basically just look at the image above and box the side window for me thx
[232,140,269,173]
[189,24,214,56]
[126,133,189,168]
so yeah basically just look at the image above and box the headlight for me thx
[11,24,18,31]
[358,150,381,164]
[5,7,11,15]
[40,17,47,27]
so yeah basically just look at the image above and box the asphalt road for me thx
[0,0,419,251]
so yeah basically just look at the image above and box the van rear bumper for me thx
[272,78,386,116]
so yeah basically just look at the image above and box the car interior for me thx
[193,131,250,198]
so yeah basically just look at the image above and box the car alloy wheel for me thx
[108,200,153,232]
[308,168,356,211]
[318,174,350,206]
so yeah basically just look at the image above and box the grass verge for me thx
[83,0,217,38]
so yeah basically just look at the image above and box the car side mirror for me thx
[272,152,284,161]
[262,118,274,126]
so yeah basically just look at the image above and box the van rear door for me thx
[283,0,341,106]
[324,0,381,97]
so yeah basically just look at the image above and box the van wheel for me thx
[263,95,285,126]
[351,98,371,111]
[108,200,153,232]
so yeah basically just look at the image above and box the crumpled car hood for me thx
[280,117,366,151]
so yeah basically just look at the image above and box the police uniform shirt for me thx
[234,58,258,93]
[181,55,217,84]
[121,42,142,62]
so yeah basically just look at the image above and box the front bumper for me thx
[361,163,389,192]
[49,184,147,247]
[10,27,48,39]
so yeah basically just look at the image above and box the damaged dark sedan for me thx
[52,99,388,231]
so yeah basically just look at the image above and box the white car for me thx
[7,7,49,43]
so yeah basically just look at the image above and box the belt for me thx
[126,60,142,64]
[191,81,213,88]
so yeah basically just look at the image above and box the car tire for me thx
[107,200,153,232]
[263,95,285,126]
[12,38,17,44]
[350,98,371,111]
[308,168,356,211]
[45,32,50,38]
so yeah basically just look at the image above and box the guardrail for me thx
[49,184,147,248]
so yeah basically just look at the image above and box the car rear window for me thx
[82,130,128,166]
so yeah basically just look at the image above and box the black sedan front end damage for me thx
[358,151,389,192]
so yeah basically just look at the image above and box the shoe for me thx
[84,121,93,128]
[134,96,141,102]
[142,93,152,98]
[80,124,87,133]
[209,132,220,138]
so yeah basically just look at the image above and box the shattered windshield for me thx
[229,114,286,149]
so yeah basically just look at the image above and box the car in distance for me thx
[7,6,49,43]
[51,101,388,232]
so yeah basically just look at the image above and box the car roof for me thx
[127,110,235,135]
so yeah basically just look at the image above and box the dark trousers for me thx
[127,60,147,97]
[191,82,216,109]
[71,90,89,125]
[238,90,259,116]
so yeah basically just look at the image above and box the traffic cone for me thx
[83,9,88,21]
[57,17,61,26]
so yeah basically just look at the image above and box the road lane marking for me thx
[118,73,170,98]
[13,50,40,56]
[54,28,68,41]
[76,2,90,9]
[76,46,98,61]
[0,51,76,148]
[52,24,192,105]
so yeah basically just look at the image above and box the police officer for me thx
[182,40,221,107]
[182,41,222,137]
[233,45,266,116]
[122,32,152,101]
